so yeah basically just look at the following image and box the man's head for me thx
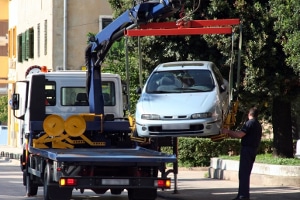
[248,107,259,119]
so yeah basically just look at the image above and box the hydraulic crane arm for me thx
[90,0,183,67]
[85,0,183,115]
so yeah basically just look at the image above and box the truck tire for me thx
[25,171,38,196]
[128,189,157,200]
[43,163,52,200]
[22,169,26,186]
[43,163,72,200]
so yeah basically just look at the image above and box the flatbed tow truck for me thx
[10,1,241,199]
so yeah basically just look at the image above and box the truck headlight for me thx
[141,114,160,120]
[191,112,212,119]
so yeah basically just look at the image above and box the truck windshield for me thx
[146,70,215,93]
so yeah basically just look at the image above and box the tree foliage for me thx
[0,95,8,124]
[102,38,142,114]
[270,0,300,74]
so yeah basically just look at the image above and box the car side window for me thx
[212,64,224,90]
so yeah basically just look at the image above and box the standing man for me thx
[222,107,262,200]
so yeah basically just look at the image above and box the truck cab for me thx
[12,71,127,145]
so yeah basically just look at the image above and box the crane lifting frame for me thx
[124,18,242,192]
[125,19,240,36]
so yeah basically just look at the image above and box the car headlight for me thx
[191,112,212,119]
[141,114,161,120]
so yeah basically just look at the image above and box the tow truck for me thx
[10,1,241,199]
[11,1,183,200]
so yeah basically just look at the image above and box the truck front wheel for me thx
[43,163,52,200]
[25,170,38,196]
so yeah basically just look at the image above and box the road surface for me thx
[0,159,299,200]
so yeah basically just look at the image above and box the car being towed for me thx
[135,61,229,137]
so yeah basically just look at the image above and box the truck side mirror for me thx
[11,94,20,110]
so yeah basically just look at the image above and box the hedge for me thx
[161,138,273,167]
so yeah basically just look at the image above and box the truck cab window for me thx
[45,82,56,106]
[102,82,115,106]
[61,87,87,106]
[60,81,115,106]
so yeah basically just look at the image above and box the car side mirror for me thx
[136,87,142,94]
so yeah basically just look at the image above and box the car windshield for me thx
[146,69,215,93]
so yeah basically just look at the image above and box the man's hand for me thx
[222,128,246,139]
[222,128,230,138]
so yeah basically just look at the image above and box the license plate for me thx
[162,124,189,130]
[102,179,129,185]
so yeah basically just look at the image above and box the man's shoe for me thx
[232,196,250,200]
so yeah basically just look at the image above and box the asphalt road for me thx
[0,159,299,200]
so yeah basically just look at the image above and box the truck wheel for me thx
[22,169,26,186]
[43,163,52,200]
[25,170,38,196]
[43,163,72,200]
[128,189,157,200]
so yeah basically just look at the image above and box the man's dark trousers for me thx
[238,146,257,198]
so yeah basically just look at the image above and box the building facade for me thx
[7,0,113,147]
[0,0,9,95]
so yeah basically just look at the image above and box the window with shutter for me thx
[44,20,47,55]
[21,32,26,61]
[13,27,16,57]
[8,29,12,57]
[0,21,8,56]
[29,28,34,58]
[25,30,29,60]
[37,23,40,57]
[17,34,22,62]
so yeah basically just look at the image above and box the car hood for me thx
[137,91,218,116]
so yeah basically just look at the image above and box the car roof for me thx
[154,61,214,71]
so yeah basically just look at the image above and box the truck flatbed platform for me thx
[29,146,176,164]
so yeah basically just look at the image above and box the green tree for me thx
[106,0,299,157]
[102,38,142,114]
[185,0,297,158]
[270,0,300,74]
[269,0,300,156]
[0,95,8,124]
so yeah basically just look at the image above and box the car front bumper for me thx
[136,118,221,137]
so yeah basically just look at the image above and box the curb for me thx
[209,158,300,187]
[209,167,300,187]
[0,150,21,165]
[0,151,22,160]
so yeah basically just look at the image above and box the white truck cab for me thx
[12,71,127,144]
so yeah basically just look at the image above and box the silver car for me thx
[135,61,229,137]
